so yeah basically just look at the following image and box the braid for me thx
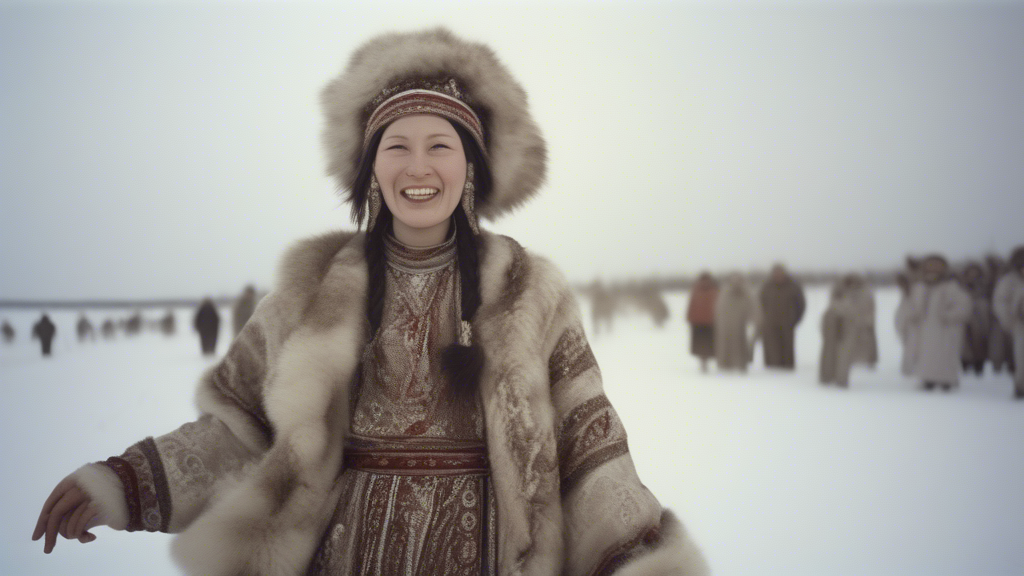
[454,206,482,322]
[365,209,392,338]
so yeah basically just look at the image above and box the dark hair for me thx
[358,118,492,397]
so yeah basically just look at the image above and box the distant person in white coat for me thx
[903,255,973,392]
[992,246,1024,399]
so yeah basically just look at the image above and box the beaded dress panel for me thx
[307,231,497,576]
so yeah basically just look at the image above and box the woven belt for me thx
[343,440,489,477]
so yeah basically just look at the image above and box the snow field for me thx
[1,289,1021,575]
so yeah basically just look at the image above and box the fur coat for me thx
[903,279,973,384]
[75,230,708,576]
[992,272,1024,387]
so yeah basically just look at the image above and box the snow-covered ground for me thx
[1,288,1021,576]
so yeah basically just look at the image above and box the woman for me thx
[32,29,706,575]
[686,272,718,372]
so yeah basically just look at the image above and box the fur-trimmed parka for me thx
[75,230,708,576]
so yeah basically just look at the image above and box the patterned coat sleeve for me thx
[549,319,708,576]
[74,292,291,534]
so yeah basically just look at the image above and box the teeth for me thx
[403,188,439,199]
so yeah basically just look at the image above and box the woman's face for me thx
[374,114,467,246]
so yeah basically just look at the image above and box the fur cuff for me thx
[612,510,710,576]
[72,463,130,531]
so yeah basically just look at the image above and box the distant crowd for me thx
[590,246,1024,400]
[0,285,261,359]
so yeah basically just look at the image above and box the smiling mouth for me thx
[401,187,439,201]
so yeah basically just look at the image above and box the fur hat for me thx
[320,28,547,221]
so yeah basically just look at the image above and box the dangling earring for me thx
[367,173,382,231]
[461,162,480,235]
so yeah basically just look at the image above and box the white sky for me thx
[1,1,1022,300]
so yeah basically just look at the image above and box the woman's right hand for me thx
[32,474,102,553]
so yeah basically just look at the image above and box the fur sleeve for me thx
[545,297,708,576]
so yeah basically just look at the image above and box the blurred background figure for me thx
[759,263,806,370]
[905,255,973,392]
[32,313,56,357]
[590,279,616,335]
[124,311,143,336]
[193,298,220,356]
[2,320,15,344]
[100,319,117,340]
[76,314,95,342]
[992,246,1024,399]
[635,281,670,328]
[159,310,176,336]
[831,274,877,388]
[819,281,845,386]
[687,272,719,373]
[894,270,919,377]
[987,254,1017,376]
[958,261,992,375]
[232,284,258,337]
[715,273,759,373]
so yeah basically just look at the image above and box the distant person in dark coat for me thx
[232,285,259,338]
[958,262,992,375]
[590,279,616,335]
[32,314,57,356]
[759,264,806,369]
[194,298,221,356]
[76,314,95,342]
[2,320,14,344]
[159,310,176,336]
[687,272,719,372]
[100,319,116,340]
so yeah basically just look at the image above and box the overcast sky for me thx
[1,0,1022,300]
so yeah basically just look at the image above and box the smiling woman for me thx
[375,115,468,246]
[32,28,708,576]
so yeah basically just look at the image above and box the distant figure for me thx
[687,272,719,372]
[76,314,96,342]
[714,273,759,372]
[194,298,221,356]
[958,262,992,375]
[32,314,57,357]
[159,310,176,336]
[232,285,259,337]
[2,320,14,344]
[894,272,919,377]
[124,312,143,336]
[831,274,877,387]
[758,264,806,370]
[590,279,615,335]
[986,255,1016,375]
[636,282,669,328]
[904,255,973,392]
[100,319,117,340]
[992,246,1024,399]
[819,282,845,386]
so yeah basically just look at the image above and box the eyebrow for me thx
[382,133,457,141]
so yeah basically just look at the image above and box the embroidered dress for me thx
[307,232,497,575]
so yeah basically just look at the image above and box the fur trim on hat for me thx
[320,27,547,221]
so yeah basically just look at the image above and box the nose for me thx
[405,150,433,178]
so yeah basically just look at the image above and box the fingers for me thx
[70,505,98,541]
[78,530,96,544]
[43,488,86,554]
[64,503,88,539]
[33,476,74,541]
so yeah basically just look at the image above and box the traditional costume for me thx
[72,28,708,576]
